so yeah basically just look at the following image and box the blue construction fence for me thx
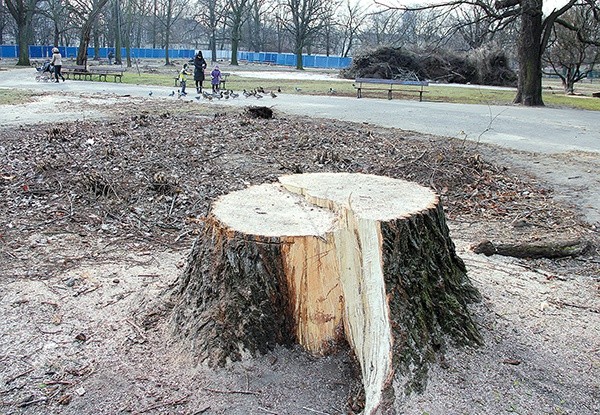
[238,51,352,69]
[1,45,352,69]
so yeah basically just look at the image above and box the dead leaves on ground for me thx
[0,102,593,275]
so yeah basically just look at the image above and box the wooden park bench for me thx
[62,65,90,80]
[61,65,124,82]
[354,78,429,101]
[174,72,230,90]
[88,66,125,82]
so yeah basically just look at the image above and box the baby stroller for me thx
[35,60,54,82]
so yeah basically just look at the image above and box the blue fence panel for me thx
[278,53,295,66]
[314,55,328,68]
[3,44,352,68]
[1,45,18,58]
[29,46,43,58]
[303,55,315,68]
[265,53,277,63]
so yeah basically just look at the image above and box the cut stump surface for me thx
[171,173,481,414]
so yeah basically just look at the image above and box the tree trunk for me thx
[76,25,91,66]
[76,0,110,66]
[210,28,217,63]
[514,0,544,106]
[16,20,31,66]
[164,1,172,66]
[295,46,303,70]
[53,21,60,49]
[230,19,241,66]
[114,0,122,65]
[170,173,481,413]
[6,0,37,66]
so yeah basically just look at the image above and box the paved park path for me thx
[1,66,599,224]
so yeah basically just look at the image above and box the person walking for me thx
[193,51,207,94]
[179,63,190,96]
[211,65,222,93]
[50,47,65,83]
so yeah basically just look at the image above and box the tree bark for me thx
[76,0,110,66]
[171,173,481,413]
[513,0,544,106]
[5,0,38,66]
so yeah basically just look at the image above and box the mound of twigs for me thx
[343,46,517,86]
[246,106,274,119]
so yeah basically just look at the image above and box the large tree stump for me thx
[170,173,481,414]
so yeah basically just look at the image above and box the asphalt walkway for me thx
[2,67,598,154]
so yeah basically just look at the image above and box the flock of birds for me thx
[148,85,339,101]
[155,86,282,100]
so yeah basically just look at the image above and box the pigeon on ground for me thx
[270,91,277,98]
[168,91,175,96]
[148,91,153,96]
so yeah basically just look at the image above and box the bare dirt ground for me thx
[0,95,599,415]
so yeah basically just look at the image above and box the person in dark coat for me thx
[193,51,207,94]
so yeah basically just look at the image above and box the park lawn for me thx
[115,71,600,112]
[0,89,36,105]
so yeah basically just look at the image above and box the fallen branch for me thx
[549,299,599,313]
[125,319,148,343]
[472,238,589,259]
[202,387,260,396]
[18,396,47,407]
[5,368,34,385]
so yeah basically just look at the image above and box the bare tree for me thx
[38,0,70,48]
[195,0,227,62]
[279,0,338,69]
[246,0,273,52]
[113,0,123,64]
[227,0,250,65]
[67,0,111,65]
[0,3,10,44]
[5,0,42,65]
[448,1,499,49]
[544,5,600,94]
[380,0,598,106]
[131,0,154,48]
[361,8,409,48]
[338,0,368,57]
[154,0,188,65]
